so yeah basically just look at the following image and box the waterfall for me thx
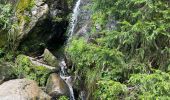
[59,0,82,99]
[59,60,75,100]
[68,0,82,39]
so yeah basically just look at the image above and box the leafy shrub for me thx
[66,37,124,79]
[66,37,127,98]
[128,70,170,99]
[95,80,127,100]
[58,96,69,100]
[91,0,170,69]
[14,55,50,86]
[0,3,12,30]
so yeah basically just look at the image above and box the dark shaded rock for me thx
[0,61,14,84]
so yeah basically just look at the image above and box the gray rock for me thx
[46,73,70,98]
[0,79,51,100]
[17,2,49,42]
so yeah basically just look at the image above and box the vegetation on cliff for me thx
[66,0,170,99]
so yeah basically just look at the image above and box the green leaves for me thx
[0,4,12,30]
[128,70,170,99]
[14,55,50,86]
[67,0,170,99]
[95,80,127,100]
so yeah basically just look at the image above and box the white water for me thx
[61,75,75,100]
[68,0,82,39]
[59,60,75,100]
[59,0,82,99]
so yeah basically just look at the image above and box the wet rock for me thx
[46,73,70,98]
[73,0,92,37]
[0,79,51,100]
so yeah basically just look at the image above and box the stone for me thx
[0,79,51,100]
[43,49,59,67]
[0,61,14,84]
[46,73,70,98]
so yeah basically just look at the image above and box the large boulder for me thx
[46,73,70,98]
[0,79,51,100]
[15,0,49,45]
[15,0,69,52]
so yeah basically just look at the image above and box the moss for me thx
[16,0,35,13]
[14,55,51,86]
[15,0,35,26]
[58,96,69,100]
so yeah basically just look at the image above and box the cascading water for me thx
[59,0,82,99]
[68,0,82,39]
[59,60,75,100]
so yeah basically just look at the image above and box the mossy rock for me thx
[16,0,35,13]
[43,49,59,67]
[14,54,51,86]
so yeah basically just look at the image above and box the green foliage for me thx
[58,96,69,100]
[66,0,170,99]
[0,3,12,30]
[14,55,50,86]
[16,0,35,13]
[67,38,123,73]
[128,70,170,99]
[91,0,170,69]
[7,23,19,51]
[95,80,127,100]
[67,37,127,98]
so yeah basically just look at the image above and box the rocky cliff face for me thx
[74,0,92,36]
[5,0,71,54]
